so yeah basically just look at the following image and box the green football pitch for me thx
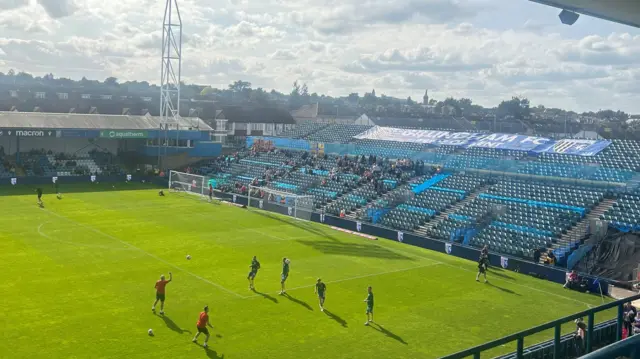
[0,183,610,359]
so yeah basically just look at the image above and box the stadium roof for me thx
[529,0,640,28]
[0,112,213,131]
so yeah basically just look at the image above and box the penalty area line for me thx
[40,208,247,299]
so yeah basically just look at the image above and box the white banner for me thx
[287,207,293,216]
[126,174,132,181]
[356,221,362,232]
[320,213,325,223]
[90,175,96,182]
[52,176,58,184]
[11,178,16,185]
[397,231,404,242]
[500,256,509,269]
[445,242,452,254]
[259,200,263,209]
[232,194,237,202]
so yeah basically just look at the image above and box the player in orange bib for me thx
[152,272,172,315]
[192,306,213,348]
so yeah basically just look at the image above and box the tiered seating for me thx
[277,123,327,139]
[306,125,373,143]
[601,194,640,230]
[464,148,527,160]
[48,155,101,176]
[325,183,380,215]
[486,181,602,209]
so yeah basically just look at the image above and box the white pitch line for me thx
[40,208,247,299]
[37,222,136,251]
[244,261,442,299]
[382,244,596,308]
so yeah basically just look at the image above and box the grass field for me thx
[0,183,611,359]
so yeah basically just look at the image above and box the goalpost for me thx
[247,185,315,221]
[168,170,208,198]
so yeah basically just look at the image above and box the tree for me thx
[228,80,251,92]
[428,98,437,106]
[407,96,414,105]
[104,77,119,86]
[300,83,309,97]
[200,86,215,97]
[347,93,359,103]
[7,69,15,77]
[497,97,530,120]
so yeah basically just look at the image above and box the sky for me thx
[1,0,640,113]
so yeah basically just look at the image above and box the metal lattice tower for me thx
[159,0,182,168]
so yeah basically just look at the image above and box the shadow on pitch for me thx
[283,293,313,311]
[252,210,341,242]
[296,240,414,260]
[192,342,224,359]
[157,314,192,335]
[369,323,407,345]
[254,290,279,303]
[487,267,515,280]
[324,310,348,328]
[487,282,521,296]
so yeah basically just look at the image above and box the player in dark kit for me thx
[208,183,213,202]
[315,278,327,311]
[279,257,290,295]
[36,188,43,206]
[364,286,374,325]
[247,256,260,290]
[476,255,489,283]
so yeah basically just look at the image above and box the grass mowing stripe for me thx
[40,207,247,299]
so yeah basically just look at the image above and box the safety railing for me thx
[440,293,640,359]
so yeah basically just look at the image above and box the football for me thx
[148,329,153,336]
[56,194,62,199]
[285,259,291,264]
[186,255,191,260]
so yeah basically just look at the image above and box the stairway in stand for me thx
[413,184,492,237]
[539,198,616,264]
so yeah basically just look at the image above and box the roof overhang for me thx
[529,0,640,28]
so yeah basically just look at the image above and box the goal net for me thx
[168,170,207,198]
[247,185,314,221]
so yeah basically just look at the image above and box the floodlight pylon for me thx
[159,0,182,168]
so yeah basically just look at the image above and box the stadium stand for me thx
[306,125,373,143]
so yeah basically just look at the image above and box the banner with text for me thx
[353,126,610,156]
[0,128,58,137]
[99,130,148,139]
[354,126,477,146]
[467,133,551,151]
[533,139,612,156]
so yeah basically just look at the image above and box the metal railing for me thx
[441,293,640,359]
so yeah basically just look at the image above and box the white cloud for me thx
[0,0,639,112]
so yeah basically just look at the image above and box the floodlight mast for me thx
[159,0,182,169]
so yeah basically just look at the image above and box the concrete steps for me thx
[414,184,492,236]
[539,198,616,264]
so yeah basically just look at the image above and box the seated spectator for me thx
[634,312,640,335]
[574,318,586,355]
[564,270,579,289]
[545,251,556,265]
[624,303,638,337]
[339,209,346,218]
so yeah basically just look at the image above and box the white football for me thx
[285,259,291,264]
[186,255,191,260]
[148,329,153,335]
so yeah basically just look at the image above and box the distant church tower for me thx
[423,89,429,105]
